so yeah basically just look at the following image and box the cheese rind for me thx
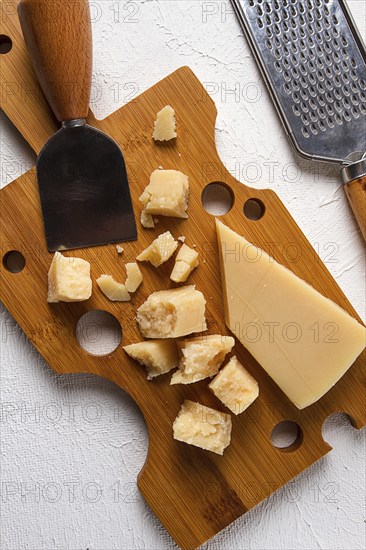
[123,340,178,379]
[96,274,130,302]
[139,170,189,218]
[171,334,235,385]
[125,262,143,293]
[209,356,259,415]
[152,105,177,141]
[173,400,232,455]
[170,244,199,283]
[137,231,178,267]
[216,219,366,409]
[137,285,207,338]
[47,251,92,303]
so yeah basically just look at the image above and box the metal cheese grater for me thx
[231,0,366,238]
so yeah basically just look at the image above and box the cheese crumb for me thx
[140,210,155,229]
[47,251,92,303]
[152,105,177,141]
[173,400,232,455]
[170,243,199,283]
[171,334,235,385]
[96,274,130,302]
[137,231,178,267]
[116,245,124,255]
[139,169,189,219]
[178,236,186,243]
[123,340,178,379]
[209,356,259,414]
[137,285,207,338]
[125,262,143,293]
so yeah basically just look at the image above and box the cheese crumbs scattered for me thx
[173,400,232,455]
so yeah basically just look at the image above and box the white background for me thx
[1,0,365,548]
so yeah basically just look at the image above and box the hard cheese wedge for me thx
[216,219,366,409]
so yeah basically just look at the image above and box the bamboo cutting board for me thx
[1,4,365,548]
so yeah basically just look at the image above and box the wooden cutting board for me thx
[1,4,365,548]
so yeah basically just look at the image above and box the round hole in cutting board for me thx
[2,251,26,273]
[76,310,122,356]
[201,182,234,215]
[271,420,303,452]
[0,35,12,54]
[243,198,265,221]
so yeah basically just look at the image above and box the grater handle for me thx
[17,0,92,122]
[342,161,366,241]
[344,177,366,241]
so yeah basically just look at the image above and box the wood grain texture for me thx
[1,6,365,549]
[17,0,92,121]
[345,175,366,241]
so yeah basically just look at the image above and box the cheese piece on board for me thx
[140,210,155,229]
[96,275,130,302]
[216,219,366,409]
[137,231,178,267]
[125,262,143,293]
[173,400,232,455]
[139,170,189,218]
[137,285,207,338]
[171,334,235,385]
[170,244,199,283]
[123,340,178,379]
[152,105,177,141]
[209,356,259,415]
[47,251,92,303]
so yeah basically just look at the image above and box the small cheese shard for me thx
[125,262,143,293]
[47,251,92,303]
[152,105,177,141]
[139,170,189,219]
[178,236,186,243]
[123,340,178,379]
[216,219,366,409]
[209,356,259,415]
[116,245,124,254]
[171,334,235,385]
[140,210,155,229]
[173,400,232,455]
[96,274,130,302]
[137,231,178,267]
[170,244,199,283]
[137,285,207,338]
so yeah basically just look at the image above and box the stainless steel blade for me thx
[37,122,137,251]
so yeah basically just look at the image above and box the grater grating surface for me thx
[232,0,366,164]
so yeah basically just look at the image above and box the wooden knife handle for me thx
[344,175,366,241]
[17,0,92,122]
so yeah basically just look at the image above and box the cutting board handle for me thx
[17,0,92,122]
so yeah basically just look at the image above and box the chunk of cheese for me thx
[216,219,366,409]
[140,210,155,229]
[152,105,177,141]
[173,400,232,455]
[170,244,199,283]
[47,251,92,303]
[125,262,143,293]
[209,356,259,415]
[123,340,178,379]
[137,285,207,338]
[171,334,235,385]
[139,170,189,218]
[96,274,130,302]
[116,245,124,254]
[137,231,178,267]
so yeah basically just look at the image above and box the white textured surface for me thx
[1,1,365,548]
